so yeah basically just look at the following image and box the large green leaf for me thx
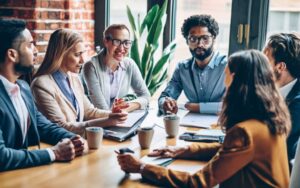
[127,0,176,96]
[147,0,168,44]
[140,5,159,35]
[126,6,137,32]
[130,38,141,69]
[141,43,153,77]
[145,58,154,86]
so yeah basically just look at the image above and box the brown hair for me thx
[35,29,83,77]
[267,33,300,78]
[219,50,290,135]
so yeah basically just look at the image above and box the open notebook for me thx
[103,109,148,142]
[180,112,218,129]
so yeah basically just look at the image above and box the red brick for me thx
[50,23,59,30]
[49,1,65,9]
[40,11,47,19]
[41,1,48,8]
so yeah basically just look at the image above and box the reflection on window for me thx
[267,0,300,38]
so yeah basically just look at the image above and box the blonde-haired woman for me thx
[31,29,127,136]
[82,24,150,112]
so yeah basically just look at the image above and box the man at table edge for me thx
[0,18,87,171]
[158,14,227,115]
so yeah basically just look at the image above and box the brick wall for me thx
[0,0,95,64]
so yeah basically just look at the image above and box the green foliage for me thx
[126,0,176,95]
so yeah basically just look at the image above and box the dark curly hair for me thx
[181,14,219,39]
[219,50,290,135]
[266,33,300,78]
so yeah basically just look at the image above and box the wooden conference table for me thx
[0,109,211,188]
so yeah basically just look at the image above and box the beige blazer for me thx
[31,73,110,135]
[142,119,290,188]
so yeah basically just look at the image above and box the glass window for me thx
[267,0,300,38]
[110,0,147,29]
[172,0,232,68]
[165,0,232,102]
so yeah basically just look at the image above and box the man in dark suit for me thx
[0,18,87,171]
[264,33,300,162]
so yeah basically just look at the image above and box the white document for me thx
[196,129,225,137]
[180,112,218,128]
[117,110,146,127]
[140,155,173,166]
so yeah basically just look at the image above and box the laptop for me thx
[103,109,148,142]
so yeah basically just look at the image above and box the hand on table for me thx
[117,153,143,173]
[184,103,200,113]
[51,138,75,161]
[112,98,129,113]
[163,97,178,114]
[71,135,88,156]
[148,146,190,158]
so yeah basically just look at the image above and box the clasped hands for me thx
[117,146,190,173]
[51,135,88,162]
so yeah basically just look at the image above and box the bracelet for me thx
[139,163,146,174]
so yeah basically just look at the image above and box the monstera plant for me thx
[126,0,176,95]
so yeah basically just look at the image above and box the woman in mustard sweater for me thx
[117,50,291,188]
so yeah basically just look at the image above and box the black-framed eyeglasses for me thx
[187,35,213,45]
[106,37,132,48]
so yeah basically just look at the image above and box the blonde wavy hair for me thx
[35,29,83,77]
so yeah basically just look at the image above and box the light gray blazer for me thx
[82,51,150,110]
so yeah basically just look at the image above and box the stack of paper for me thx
[180,112,218,128]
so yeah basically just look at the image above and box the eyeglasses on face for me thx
[187,35,213,45]
[106,37,132,48]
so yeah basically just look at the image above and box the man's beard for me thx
[189,46,213,61]
[14,61,34,74]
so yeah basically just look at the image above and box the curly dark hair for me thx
[266,33,300,78]
[181,14,219,39]
[219,50,290,135]
[0,18,26,63]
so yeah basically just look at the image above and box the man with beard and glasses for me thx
[263,33,300,164]
[158,15,227,115]
[0,18,88,171]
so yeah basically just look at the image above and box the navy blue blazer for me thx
[286,79,300,160]
[0,79,75,171]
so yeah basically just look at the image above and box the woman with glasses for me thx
[82,24,150,112]
[117,50,291,188]
[31,29,128,136]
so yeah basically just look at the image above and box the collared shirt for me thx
[0,75,29,143]
[107,61,126,104]
[52,71,80,120]
[158,51,227,114]
[280,79,297,99]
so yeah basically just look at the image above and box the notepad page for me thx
[180,112,218,128]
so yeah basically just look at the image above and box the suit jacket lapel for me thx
[286,79,300,105]
[68,74,83,121]
[0,80,21,126]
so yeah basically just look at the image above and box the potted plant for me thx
[126,0,176,95]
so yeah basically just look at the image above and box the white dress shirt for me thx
[0,75,29,143]
[280,79,297,99]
